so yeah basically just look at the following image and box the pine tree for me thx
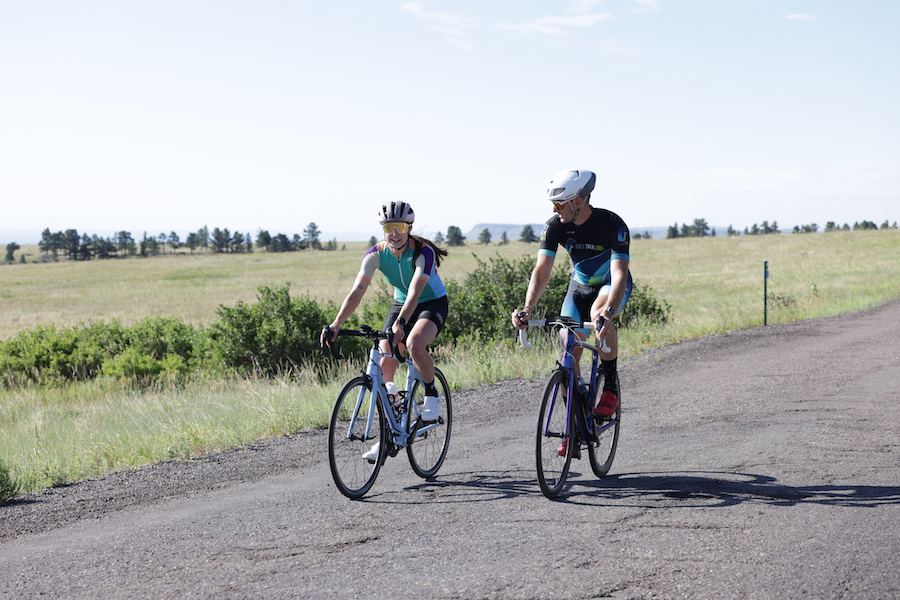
[519,225,537,243]
[304,222,321,249]
[4,242,19,264]
[446,226,466,246]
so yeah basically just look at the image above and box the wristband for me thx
[396,316,407,327]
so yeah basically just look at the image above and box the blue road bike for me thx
[519,316,621,499]
[323,325,452,499]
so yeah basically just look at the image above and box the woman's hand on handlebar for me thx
[320,323,340,348]
[391,319,405,339]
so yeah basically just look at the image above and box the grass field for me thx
[2,230,900,496]
[5,231,899,340]
[0,241,539,340]
[629,230,900,345]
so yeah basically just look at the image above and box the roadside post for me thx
[764,259,769,326]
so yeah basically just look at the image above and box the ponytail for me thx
[411,235,448,268]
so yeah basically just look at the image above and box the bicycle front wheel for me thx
[328,376,386,499]
[536,369,572,499]
[588,385,621,478]
[406,367,452,479]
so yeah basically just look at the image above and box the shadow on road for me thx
[560,470,900,508]
[361,469,539,503]
[360,469,900,509]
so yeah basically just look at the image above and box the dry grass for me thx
[0,241,541,339]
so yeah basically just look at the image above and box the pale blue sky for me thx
[2,1,898,242]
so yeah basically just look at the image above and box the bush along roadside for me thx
[0,458,20,504]
[0,256,670,388]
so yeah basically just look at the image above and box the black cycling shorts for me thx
[384,295,449,340]
[561,277,633,332]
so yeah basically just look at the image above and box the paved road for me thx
[2,302,899,599]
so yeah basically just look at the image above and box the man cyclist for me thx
[321,201,449,462]
[512,169,633,454]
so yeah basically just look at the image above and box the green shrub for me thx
[442,254,571,343]
[0,322,128,385]
[0,265,672,389]
[101,347,166,381]
[209,284,362,375]
[619,282,671,328]
[0,319,199,387]
[437,253,670,340]
[0,459,20,504]
[125,317,199,362]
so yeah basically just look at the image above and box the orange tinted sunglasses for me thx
[382,222,411,235]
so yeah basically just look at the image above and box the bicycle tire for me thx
[328,376,386,499]
[406,367,452,479]
[588,384,621,478]
[536,369,573,499]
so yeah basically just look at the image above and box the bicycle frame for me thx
[546,326,618,446]
[346,343,441,449]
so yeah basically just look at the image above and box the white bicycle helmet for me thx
[380,201,415,224]
[546,169,596,203]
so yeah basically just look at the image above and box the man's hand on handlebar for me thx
[593,315,607,338]
[593,307,615,339]
[511,307,530,329]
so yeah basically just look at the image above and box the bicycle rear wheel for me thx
[406,367,452,479]
[328,376,386,499]
[588,384,621,478]
[536,369,573,499]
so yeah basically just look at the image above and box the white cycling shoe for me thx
[361,442,380,464]
[420,395,441,421]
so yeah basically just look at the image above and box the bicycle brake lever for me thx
[592,317,612,353]
[386,330,406,363]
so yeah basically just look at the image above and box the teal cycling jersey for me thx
[362,241,447,303]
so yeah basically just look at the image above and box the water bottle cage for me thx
[383,389,403,421]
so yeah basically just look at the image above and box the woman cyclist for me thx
[320,201,449,461]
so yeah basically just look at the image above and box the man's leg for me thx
[590,292,621,418]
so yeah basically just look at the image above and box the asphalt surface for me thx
[2,301,899,599]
